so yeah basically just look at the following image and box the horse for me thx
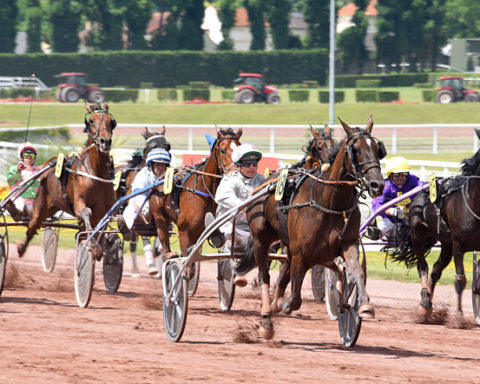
[17,103,117,259]
[149,127,242,264]
[393,128,480,321]
[243,116,385,339]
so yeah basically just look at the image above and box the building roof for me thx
[234,7,270,27]
[146,12,171,35]
[338,0,378,17]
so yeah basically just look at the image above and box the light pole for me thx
[328,0,336,125]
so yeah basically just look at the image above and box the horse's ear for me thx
[365,115,373,133]
[160,125,166,135]
[476,128,480,140]
[85,102,92,113]
[103,103,109,112]
[142,127,150,139]
[110,118,117,130]
[235,128,243,139]
[338,117,352,136]
[324,124,331,138]
[310,125,321,140]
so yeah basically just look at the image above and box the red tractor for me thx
[54,72,106,103]
[435,76,479,103]
[233,72,281,104]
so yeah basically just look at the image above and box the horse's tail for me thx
[387,223,436,269]
[235,236,257,276]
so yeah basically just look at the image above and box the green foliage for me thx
[318,91,345,103]
[183,88,210,101]
[179,0,204,50]
[0,0,19,53]
[265,0,291,49]
[188,81,210,89]
[288,89,309,102]
[336,73,429,88]
[125,1,152,50]
[157,88,177,101]
[26,0,42,53]
[50,0,80,52]
[378,91,400,102]
[221,90,235,101]
[104,89,139,103]
[414,82,433,88]
[217,0,237,50]
[140,82,154,89]
[355,90,378,102]
[422,89,437,102]
[245,0,267,50]
[303,0,329,49]
[355,79,381,88]
[302,80,319,88]
[0,126,70,142]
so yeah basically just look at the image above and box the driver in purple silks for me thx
[371,156,423,240]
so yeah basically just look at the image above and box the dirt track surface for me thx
[1,245,480,384]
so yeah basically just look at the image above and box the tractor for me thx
[54,72,106,103]
[435,76,479,104]
[233,72,281,104]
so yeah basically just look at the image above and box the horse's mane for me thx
[326,140,343,164]
[126,153,144,168]
[461,149,480,176]
[218,127,237,137]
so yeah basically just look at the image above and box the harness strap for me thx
[279,199,356,216]
[65,168,113,183]
[462,179,480,221]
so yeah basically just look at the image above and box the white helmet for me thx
[232,143,262,164]
[146,148,170,166]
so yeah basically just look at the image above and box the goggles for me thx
[240,159,259,168]
[392,172,409,178]
[22,153,36,159]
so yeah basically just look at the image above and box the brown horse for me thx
[244,116,385,339]
[17,103,116,258]
[149,127,242,261]
[394,128,480,321]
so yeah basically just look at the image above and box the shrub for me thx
[378,91,400,102]
[140,82,154,89]
[104,89,139,102]
[422,89,436,102]
[157,88,178,101]
[414,82,433,88]
[183,88,210,101]
[302,80,319,88]
[355,90,378,102]
[355,79,381,88]
[318,91,345,103]
[288,89,310,102]
[221,90,235,101]
[0,126,70,141]
[188,81,210,89]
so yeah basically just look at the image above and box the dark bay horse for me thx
[17,103,117,259]
[149,127,242,262]
[395,128,480,321]
[244,116,385,338]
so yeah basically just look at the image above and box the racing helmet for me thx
[385,156,411,178]
[232,143,262,164]
[146,148,171,166]
[18,142,37,160]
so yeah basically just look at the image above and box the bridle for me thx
[344,131,383,179]
[84,110,115,150]
[211,135,239,175]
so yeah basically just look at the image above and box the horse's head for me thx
[211,126,243,174]
[461,128,480,176]
[305,124,336,169]
[339,116,385,197]
[84,103,116,153]
[142,126,171,158]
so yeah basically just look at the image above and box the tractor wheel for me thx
[465,93,479,102]
[88,90,106,104]
[436,90,454,104]
[62,86,80,103]
[55,88,64,103]
[234,89,255,104]
[267,94,281,104]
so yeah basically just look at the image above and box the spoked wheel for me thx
[187,261,200,297]
[162,260,188,342]
[74,239,95,308]
[0,237,7,296]
[338,269,362,347]
[311,265,326,302]
[217,259,235,311]
[103,233,123,293]
[472,255,480,325]
[41,227,58,273]
[325,268,339,320]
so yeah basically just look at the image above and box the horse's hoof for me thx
[418,305,433,318]
[279,301,291,315]
[16,240,26,257]
[259,318,274,340]
[233,275,247,288]
[270,301,279,314]
[359,304,375,319]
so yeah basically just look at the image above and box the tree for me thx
[125,0,153,50]
[0,0,19,52]
[444,0,480,38]
[337,8,368,73]
[26,0,43,53]
[303,0,330,49]
[265,0,291,49]
[217,0,238,50]
[50,0,81,52]
[83,0,124,51]
[179,0,204,50]
[425,0,447,71]
[244,0,267,50]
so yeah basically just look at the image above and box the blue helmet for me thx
[146,148,171,166]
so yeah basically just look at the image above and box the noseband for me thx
[85,110,114,149]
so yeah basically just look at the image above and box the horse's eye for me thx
[89,118,94,124]
[220,148,226,154]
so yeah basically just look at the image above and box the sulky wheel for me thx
[337,269,362,347]
[311,265,326,302]
[325,268,339,320]
[187,261,201,297]
[0,236,7,296]
[74,239,95,308]
[41,227,58,273]
[102,233,123,293]
[162,259,188,342]
[472,256,480,325]
[217,259,236,311]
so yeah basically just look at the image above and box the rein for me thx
[461,176,480,221]
[65,144,113,183]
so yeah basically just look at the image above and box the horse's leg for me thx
[343,244,374,319]
[428,241,453,301]
[285,252,308,313]
[271,259,290,313]
[130,236,140,276]
[451,241,466,319]
[412,229,434,317]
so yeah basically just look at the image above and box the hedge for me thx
[288,89,310,102]
[318,91,345,103]
[422,89,436,102]
[337,73,429,88]
[221,90,235,101]
[104,89,139,102]
[355,90,378,102]
[0,126,70,142]
[355,79,381,88]
[157,88,178,101]
[0,87,52,99]
[302,80,319,88]
[188,81,210,89]
[378,91,400,102]
[0,50,328,88]
[183,88,210,101]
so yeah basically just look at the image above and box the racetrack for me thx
[1,245,479,383]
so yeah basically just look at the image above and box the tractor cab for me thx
[436,76,479,103]
[54,72,105,103]
[233,72,280,104]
